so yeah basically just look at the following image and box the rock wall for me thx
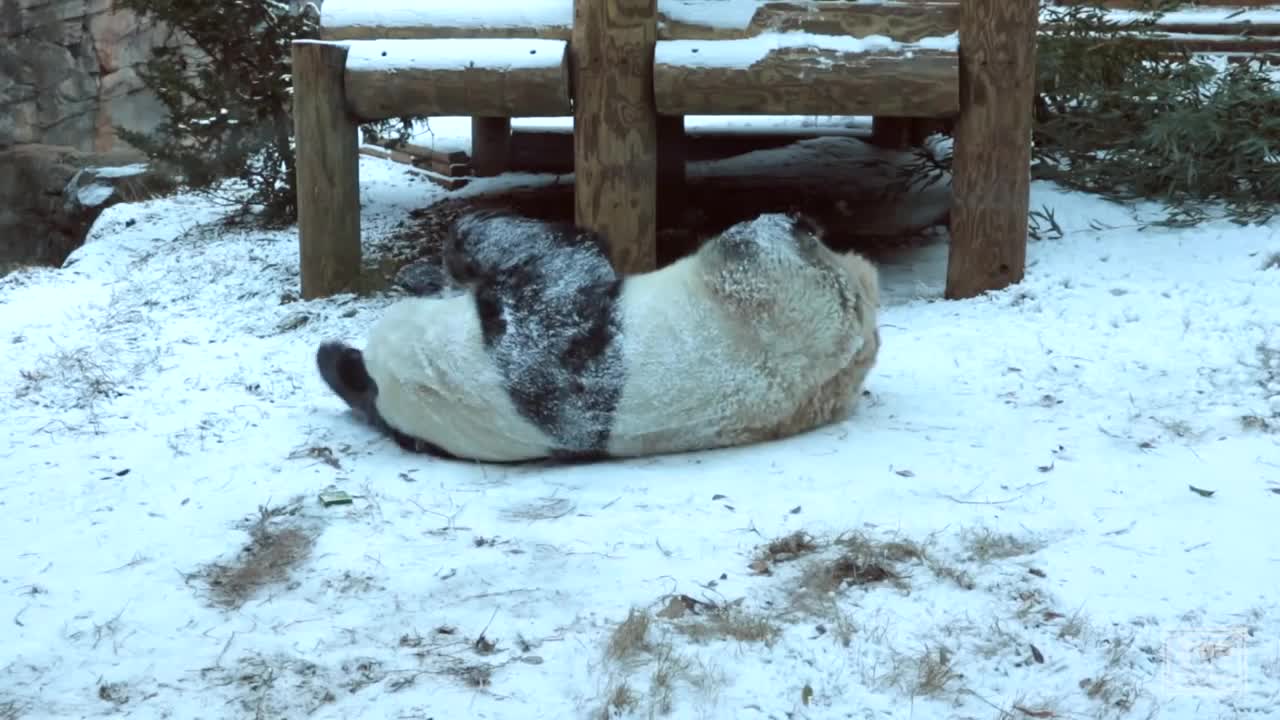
[1,0,175,153]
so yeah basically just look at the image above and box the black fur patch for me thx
[455,210,626,457]
[315,340,462,461]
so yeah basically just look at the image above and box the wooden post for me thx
[945,0,1037,300]
[572,0,658,275]
[293,40,362,299]
[471,117,511,177]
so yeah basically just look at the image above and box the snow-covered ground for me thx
[3,140,1280,720]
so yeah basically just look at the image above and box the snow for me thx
[1106,8,1280,26]
[399,115,875,155]
[89,163,149,179]
[320,0,572,32]
[74,183,115,208]
[345,38,567,72]
[3,135,1280,720]
[656,31,958,69]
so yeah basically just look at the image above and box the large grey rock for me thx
[0,143,173,266]
[1,0,181,152]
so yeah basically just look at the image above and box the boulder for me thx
[0,143,173,267]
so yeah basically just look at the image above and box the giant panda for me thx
[315,209,881,463]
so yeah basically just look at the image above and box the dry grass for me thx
[756,530,820,564]
[598,680,639,718]
[0,699,21,720]
[1261,251,1280,271]
[887,643,961,698]
[666,599,781,646]
[606,607,655,663]
[960,528,1045,563]
[596,605,727,718]
[190,499,316,609]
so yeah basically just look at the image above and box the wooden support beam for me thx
[471,117,511,177]
[292,40,362,299]
[344,39,571,120]
[573,0,659,275]
[945,0,1037,300]
[654,44,959,117]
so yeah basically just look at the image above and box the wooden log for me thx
[319,0,960,42]
[654,43,959,116]
[945,0,1037,300]
[344,39,571,120]
[471,117,511,177]
[293,40,362,300]
[573,0,659,275]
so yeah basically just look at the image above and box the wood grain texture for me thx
[572,0,659,275]
[471,117,511,177]
[344,46,571,120]
[320,0,959,42]
[945,0,1037,300]
[654,47,958,116]
[292,41,362,300]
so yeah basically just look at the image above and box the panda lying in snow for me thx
[316,210,881,463]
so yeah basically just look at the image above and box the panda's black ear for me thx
[788,211,826,240]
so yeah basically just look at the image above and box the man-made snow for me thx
[345,38,568,72]
[3,137,1280,719]
[655,31,958,69]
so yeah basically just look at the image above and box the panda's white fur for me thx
[319,211,881,463]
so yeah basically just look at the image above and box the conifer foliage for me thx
[115,0,319,226]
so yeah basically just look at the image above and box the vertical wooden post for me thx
[471,117,511,177]
[572,0,658,275]
[293,40,362,299]
[945,0,1037,300]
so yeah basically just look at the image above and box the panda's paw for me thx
[316,340,373,410]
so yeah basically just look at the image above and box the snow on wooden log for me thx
[343,39,571,120]
[653,32,960,117]
[318,0,960,42]
[319,0,573,40]
[660,0,960,42]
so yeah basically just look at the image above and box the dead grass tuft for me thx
[960,528,1044,563]
[599,680,638,718]
[889,644,961,698]
[0,699,21,720]
[192,499,316,609]
[757,530,820,564]
[1261,251,1280,271]
[606,607,654,663]
[661,596,781,646]
[596,605,728,717]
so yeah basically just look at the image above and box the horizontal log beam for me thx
[343,39,572,120]
[654,43,959,117]
[319,0,960,41]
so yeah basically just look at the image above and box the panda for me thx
[315,209,881,463]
